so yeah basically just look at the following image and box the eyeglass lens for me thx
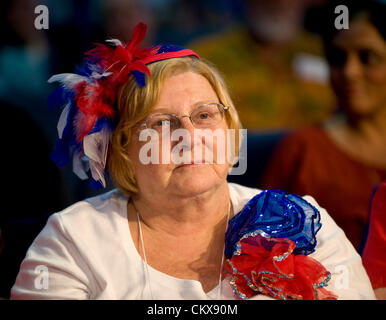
[146,103,225,132]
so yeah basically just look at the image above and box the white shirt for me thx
[11,183,375,300]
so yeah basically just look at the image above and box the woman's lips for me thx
[175,162,207,169]
[177,164,196,169]
[339,85,364,97]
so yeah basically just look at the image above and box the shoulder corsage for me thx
[224,190,337,300]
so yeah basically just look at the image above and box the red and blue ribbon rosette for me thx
[224,190,338,300]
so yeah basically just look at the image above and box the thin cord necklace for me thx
[135,202,231,300]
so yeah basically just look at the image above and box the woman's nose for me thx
[178,116,195,131]
[342,54,362,81]
[171,117,201,152]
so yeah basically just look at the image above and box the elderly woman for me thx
[11,23,374,300]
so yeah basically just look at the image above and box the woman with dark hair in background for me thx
[261,0,386,294]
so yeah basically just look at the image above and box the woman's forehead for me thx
[332,19,386,51]
[152,72,219,113]
[160,71,215,93]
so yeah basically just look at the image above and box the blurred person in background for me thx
[98,0,158,45]
[0,0,80,298]
[156,0,235,46]
[0,0,53,140]
[0,100,65,299]
[189,0,335,129]
[261,0,386,257]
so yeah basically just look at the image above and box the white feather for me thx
[57,102,70,139]
[72,152,89,180]
[91,71,113,79]
[83,126,112,187]
[48,73,88,90]
[105,38,123,47]
[88,159,106,187]
[83,127,110,162]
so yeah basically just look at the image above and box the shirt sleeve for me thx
[362,182,386,289]
[305,195,376,300]
[10,213,94,300]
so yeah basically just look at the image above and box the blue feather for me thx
[75,62,93,77]
[131,70,146,87]
[88,179,104,189]
[50,138,70,167]
[51,102,82,167]
[47,87,65,109]
[89,117,117,135]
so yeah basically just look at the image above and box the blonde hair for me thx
[108,57,242,196]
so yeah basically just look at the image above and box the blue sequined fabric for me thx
[225,190,321,259]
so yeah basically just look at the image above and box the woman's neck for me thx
[126,180,232,292]
[324,109,386,168]
[129,180,231,238]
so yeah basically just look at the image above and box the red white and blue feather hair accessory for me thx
[48,22,200,188]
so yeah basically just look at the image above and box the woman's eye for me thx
[150,118,171,128]
[156,120,170,126]
[199,113,210,119]
[358,50,380,66]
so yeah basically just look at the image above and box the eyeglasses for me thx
[137,103,229,133]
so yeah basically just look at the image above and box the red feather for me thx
[126,22,147,53]
[72,22,154,141]
[74,111,97,142]
[85,43,115,69]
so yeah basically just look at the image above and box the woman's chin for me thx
[169,165,226,196]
